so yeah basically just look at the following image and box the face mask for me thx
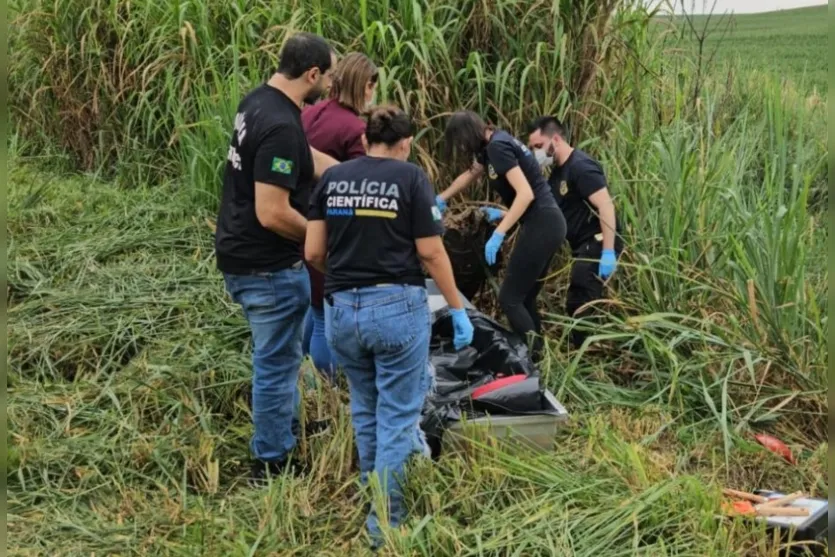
[534,148,553,168]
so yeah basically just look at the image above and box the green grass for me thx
[8,72,827,553]
[668,5,827,93]
[6,162,827,555]
[7,0,828,554]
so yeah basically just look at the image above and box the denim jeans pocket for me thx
[370,288,429,350]
[371,299,419,350]
[224,274,274,310]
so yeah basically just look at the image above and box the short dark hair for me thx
[528,115,567,138]
[443,110,488,168]
[364,105,413,146]
[277,32,334,79]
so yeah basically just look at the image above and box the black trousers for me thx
[498,206,566,360]
[566,240,617,347]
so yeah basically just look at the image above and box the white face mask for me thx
[534,148,553,168]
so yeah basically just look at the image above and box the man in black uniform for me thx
[215,32,338,482]
[527,116,622,347]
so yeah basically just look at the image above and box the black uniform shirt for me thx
[215,84,314,274]
[548,149,621,251]
[308,156,444,295]
[476,129,557,220]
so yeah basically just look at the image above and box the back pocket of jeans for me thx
[370,300,418,350]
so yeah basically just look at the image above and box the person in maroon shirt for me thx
[301,52,379,378]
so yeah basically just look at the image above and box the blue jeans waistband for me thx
[326,284,425,309]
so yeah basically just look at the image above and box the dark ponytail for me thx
[364,105,414,147]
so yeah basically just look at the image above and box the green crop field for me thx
[671,5,828,93]
[8,0,828,555]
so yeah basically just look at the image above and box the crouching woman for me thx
[305,105,474,543]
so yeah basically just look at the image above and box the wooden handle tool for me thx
[722,488,767,503]
[757,491,804,508]
[754,506,810,517]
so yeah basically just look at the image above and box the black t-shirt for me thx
[548,149,621,251]
[215,84,314,274]
[308,156,444,295]
[477,129,557,220]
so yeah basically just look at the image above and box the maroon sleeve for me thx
[344,123,367,160]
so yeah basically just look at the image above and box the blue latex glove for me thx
[480,207,505,223]
[484,231,505,266]
[599,249,617,279]
[449,308,474,350]
[435,195,447,213]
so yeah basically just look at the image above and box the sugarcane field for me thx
[7,1,828,555]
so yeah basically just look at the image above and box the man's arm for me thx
[252,125,307,241]
[304,220,328,273]
[577,161,617,251]
[311,147,339,179]
[255,183,306,241]
[588,188,616,251]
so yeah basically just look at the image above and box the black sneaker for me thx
[248,457,307,486]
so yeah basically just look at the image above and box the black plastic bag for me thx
[430,308,537,379]
[421,307,553,458]
[470,376,549,415]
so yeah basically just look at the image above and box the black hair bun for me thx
[364,105,413,147]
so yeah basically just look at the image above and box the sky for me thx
[658,0,826,13]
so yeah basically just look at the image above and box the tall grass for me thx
[7,163,827,555]
[9,0,646,194]
[7,0,828,554]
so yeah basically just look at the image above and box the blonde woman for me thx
[301,53,379,377]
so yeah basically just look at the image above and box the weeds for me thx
[6,0,828,555]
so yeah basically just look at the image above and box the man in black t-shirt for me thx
[214,32,338,483]
[527,116,622,347]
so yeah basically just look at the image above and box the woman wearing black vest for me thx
[305,105,473,546]
[437,111,566,361]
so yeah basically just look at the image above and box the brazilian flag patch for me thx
[271,157,293,174]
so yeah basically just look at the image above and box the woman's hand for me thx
[435,195,448,213]
[449,308,474,350]
[480,207,505,223]
[484,231,505,266]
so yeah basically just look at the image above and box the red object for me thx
[754,433,796,464]
[471,375,527,399]
[722,500,756,516]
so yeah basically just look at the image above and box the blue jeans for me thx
[224,266,310,462]
[324,285,431,539]
[302,305,337,380]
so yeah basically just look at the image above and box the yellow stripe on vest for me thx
[355,209,397,219]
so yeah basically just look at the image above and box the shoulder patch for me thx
[271,157,293,174]
[431,206,442,222]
